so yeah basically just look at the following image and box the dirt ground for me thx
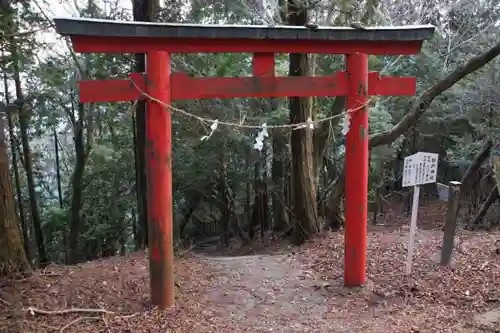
[1,201,500,332]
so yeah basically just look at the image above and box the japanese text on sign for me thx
[402,152,438,187]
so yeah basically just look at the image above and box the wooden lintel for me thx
[78,71,416,103]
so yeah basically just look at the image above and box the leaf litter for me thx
[0,200,499,332]
[300,200,500,332]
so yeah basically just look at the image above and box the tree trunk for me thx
[0,105,30,276]
[491,149,500,202]
[179,193,202,239]
[54,129,64,209]
[219,150,229,247]
[244,149,252,237]
[248,169,255,240]
[16,88,47,267]
[2,69,29,261]
[254,147,269,238]
[286,142,293,224]
[271,131,289,230]
[226,184,251,246]
[131,113,143,249]
[325,171,345,230]
[53,129,66,262]
[470,186,499,227]
[459,140,493,195]
[68,103,87,264]
[2,2,45,265]
[287,1,319,245]
[317,157,331,218]
[441,140,493,237]
[132,0,158,248]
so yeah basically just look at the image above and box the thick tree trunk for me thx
[287,1,319,245]
[0,106,30,276]
[2,69,29,261]
[0,1,42,264]
[132,0,158,248]
[68,103,87,264]
[2,2,43,265]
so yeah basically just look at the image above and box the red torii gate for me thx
[54,18,434,309]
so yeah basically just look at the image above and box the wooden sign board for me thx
[403,152,438,187]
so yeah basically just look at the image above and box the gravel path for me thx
[201,254,352,332]
[199,248,500,333]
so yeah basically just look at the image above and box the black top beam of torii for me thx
[54,17,435,43]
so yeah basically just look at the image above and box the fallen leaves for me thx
[0,251,227,332]
[299,200,500,332]
[1,200,500,332]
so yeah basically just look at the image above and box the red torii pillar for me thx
[54,18,434,308]
[146,51,174,306]
[344,53,369,286]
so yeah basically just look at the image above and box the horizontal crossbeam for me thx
[54,18,435,55]
[70,36,424,55]
[56,18,435,42]
[79,72,416,103]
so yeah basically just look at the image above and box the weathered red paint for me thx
[145,51,174,308]
[344,53,369,286]
[150,245,161,262]
[70,35,424,55]
[252,52,275,77]
[78,72,416,103]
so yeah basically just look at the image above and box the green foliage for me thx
[1,0,499,265]
[41,207,68,262]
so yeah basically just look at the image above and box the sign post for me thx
[402,152,438,274]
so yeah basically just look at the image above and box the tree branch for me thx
[460,140,493,186]
[369,40,500,148]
